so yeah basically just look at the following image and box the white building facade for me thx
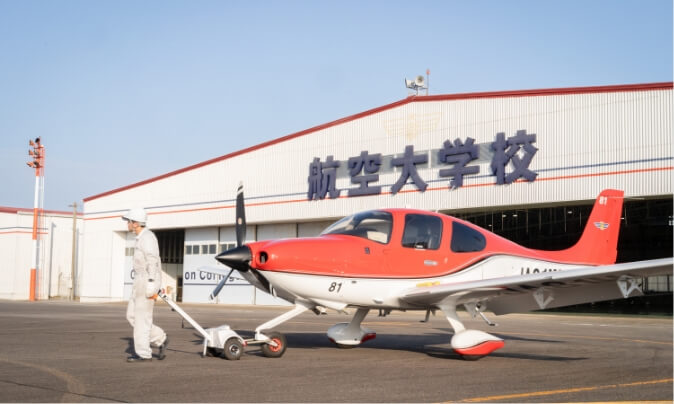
[59,83,674,303]
[0,207,81,300]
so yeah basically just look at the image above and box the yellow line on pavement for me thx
[458,378,673,402]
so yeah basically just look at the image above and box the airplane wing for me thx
[400,258,673,315]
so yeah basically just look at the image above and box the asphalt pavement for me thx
[0,299,671,402]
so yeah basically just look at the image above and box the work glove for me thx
[145,279,159,299]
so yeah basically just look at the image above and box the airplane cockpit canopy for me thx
[402,214,443,250]
[450,221,486,252]
[321,210,392,244]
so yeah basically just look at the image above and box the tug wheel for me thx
[261,332,286,358]
[222,338,243,360]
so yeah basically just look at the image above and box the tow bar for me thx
[158,291,247,360]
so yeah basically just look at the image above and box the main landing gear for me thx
[438,302,504,360]
[327,308,376,348]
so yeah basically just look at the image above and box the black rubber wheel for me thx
[206,347,219,357]
[222,338,243,360]
[260,332,286,358]
[335,343,357,349]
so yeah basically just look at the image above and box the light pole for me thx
[26,137,45,301]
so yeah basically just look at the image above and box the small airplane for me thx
[202,185,672,360]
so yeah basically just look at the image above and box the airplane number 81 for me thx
[328,282,343,292]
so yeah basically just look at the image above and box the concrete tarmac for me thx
[0,299,671,403]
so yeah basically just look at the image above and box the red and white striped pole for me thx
[27,137,44,301]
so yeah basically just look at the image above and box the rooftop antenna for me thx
[405,70,429,96]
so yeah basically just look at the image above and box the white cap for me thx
[122,208,147,225]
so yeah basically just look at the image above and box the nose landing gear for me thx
[260,331,287,358]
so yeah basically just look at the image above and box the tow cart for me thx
[158,290,286,360]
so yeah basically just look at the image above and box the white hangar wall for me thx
[0,208,82,300]
[80,83,673,303]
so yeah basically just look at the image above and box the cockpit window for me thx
[321,211,392,244]
[401,214,442,250]
[451,221,486,252]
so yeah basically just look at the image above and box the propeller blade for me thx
[209,268,234,300]
[235,182,247,247]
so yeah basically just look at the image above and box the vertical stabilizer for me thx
[546,189,624,265]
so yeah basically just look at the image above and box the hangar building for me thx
[0,207,81,300]
[64,82,674,303]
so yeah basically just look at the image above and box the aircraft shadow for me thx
[489,352,588,361]
[193,330,586,362]
[433,327,565,344]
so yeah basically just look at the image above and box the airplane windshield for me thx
[321,211,393,244]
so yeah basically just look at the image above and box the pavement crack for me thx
[0,379,127,403]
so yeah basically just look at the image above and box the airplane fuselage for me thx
[257,255,579,310]
[241,208,591,310]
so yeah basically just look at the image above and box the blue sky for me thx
[1,0,671,211]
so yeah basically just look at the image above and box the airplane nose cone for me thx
[215,245,252,271]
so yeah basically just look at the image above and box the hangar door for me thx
[182,228,220,303]
[123,229,184,301]
[156,229,184,301]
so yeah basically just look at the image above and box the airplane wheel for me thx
[222,338,243,360]
[335,343,357,349]
[461,354,485,361]
[261,332,286,358]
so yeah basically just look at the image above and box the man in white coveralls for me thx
[123,208,169,362]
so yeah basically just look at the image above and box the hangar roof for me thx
[0,206,81,216]
[84,81,672,203]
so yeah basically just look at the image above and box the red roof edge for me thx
[84,81,673,203]
[0,206,82,216]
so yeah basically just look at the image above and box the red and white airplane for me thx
[204,186,672,360]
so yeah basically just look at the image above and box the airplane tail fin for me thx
[552,189,624,265]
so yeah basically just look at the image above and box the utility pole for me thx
[26,137,45,301]
[69,202,78,300]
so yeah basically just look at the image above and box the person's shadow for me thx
[121,337,135,355]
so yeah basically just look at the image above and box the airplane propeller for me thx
[235,181,246,247]
[211,182,252,300]
[209,268,234,301]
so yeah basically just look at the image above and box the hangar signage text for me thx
[307,130,538,200]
